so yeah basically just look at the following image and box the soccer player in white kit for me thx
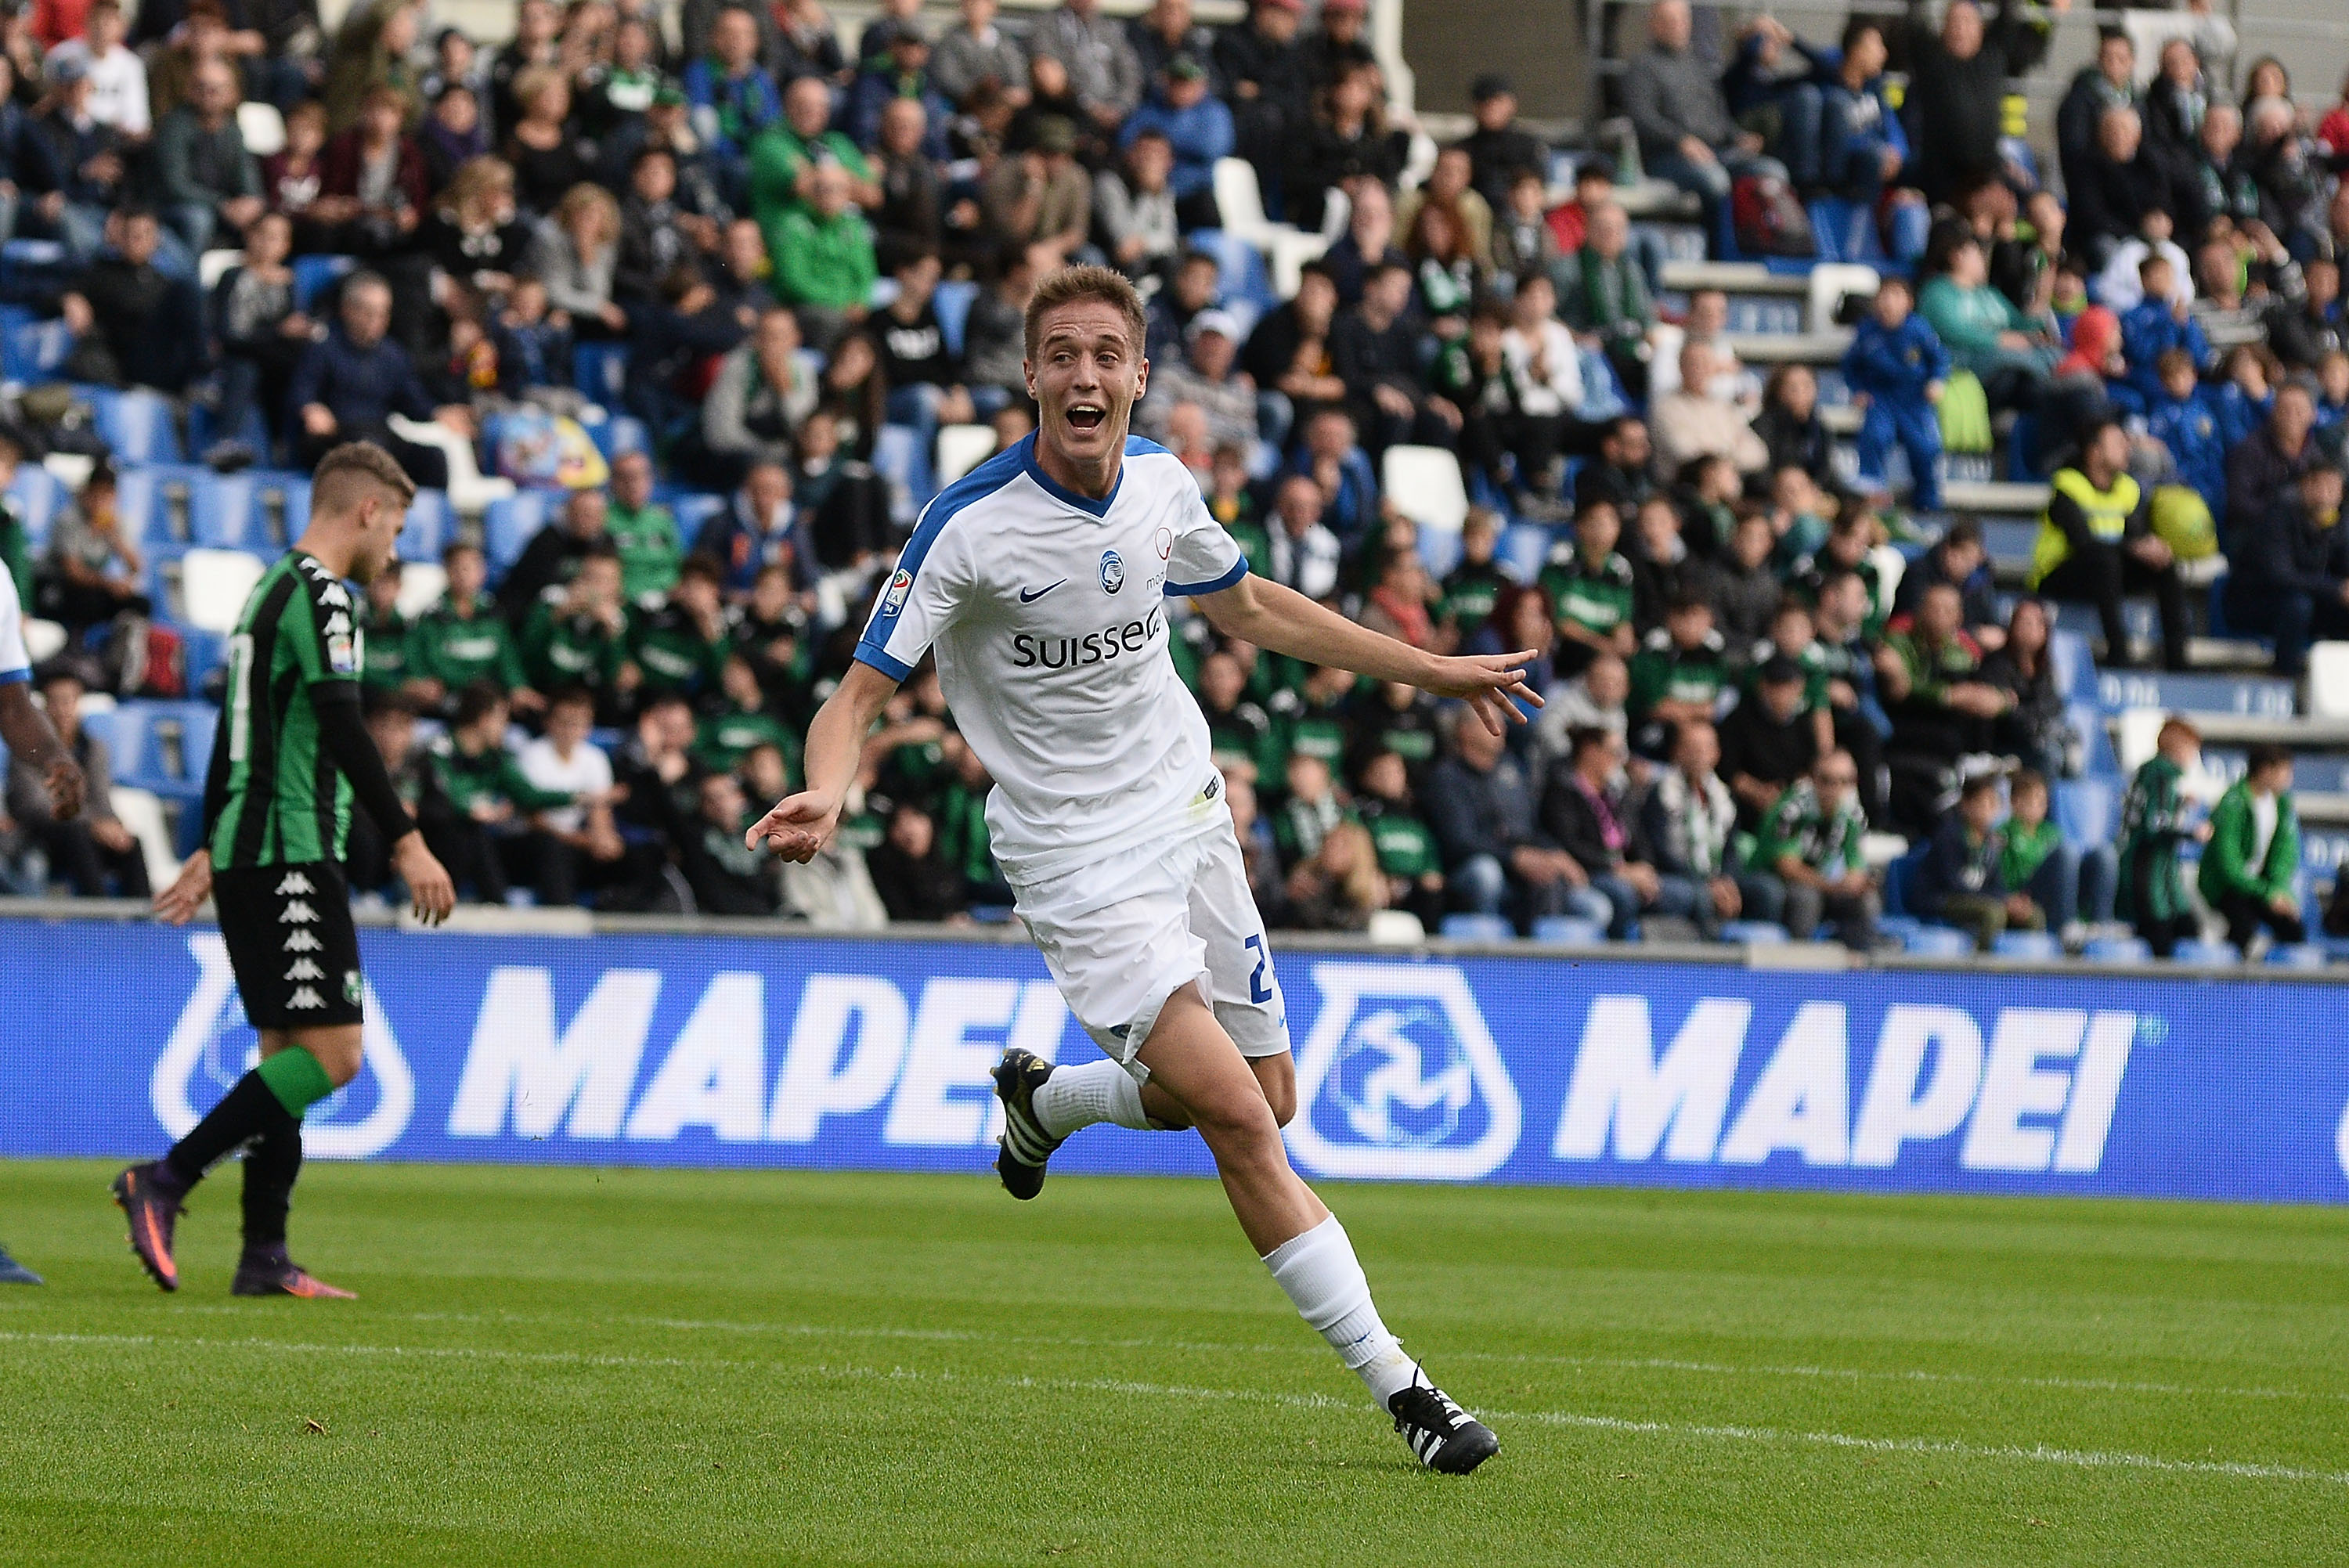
[0,558,88,1285]
[748,265,1529,1473]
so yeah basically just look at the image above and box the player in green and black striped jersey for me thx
[114,443,456,1300]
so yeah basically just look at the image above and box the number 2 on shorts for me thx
[1243,934,1273,1004]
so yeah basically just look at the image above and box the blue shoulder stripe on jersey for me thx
[850,434,1030,677]
[1166,558,1247,597]
[0,666,28,686]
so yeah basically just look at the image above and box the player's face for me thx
[349,488,406,583]
[1027,300,1146,472]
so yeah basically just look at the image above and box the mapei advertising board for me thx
[2,917,2345,1204]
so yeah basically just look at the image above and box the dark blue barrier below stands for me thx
[3,915,2344,1203]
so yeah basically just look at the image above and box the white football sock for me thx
[1031,1058,1150,1138]
[1262,1214,1419,1406]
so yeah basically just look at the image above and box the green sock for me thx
[254,1047,336,1117]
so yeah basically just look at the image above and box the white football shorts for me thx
[1013,814,1290,1082]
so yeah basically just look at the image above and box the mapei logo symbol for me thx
[151,935,414,1159]
[1286,964,1521,1181]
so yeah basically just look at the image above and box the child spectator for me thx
[1437,509,1510,647]
[2116,715,2206,957]
[1537,498,1636,675]
[2001,767,2116,930]
[405,543,538,717]
[492,274,576,393]
[631,553,732,697]
[359,560,411,699]
[2143,347,2228,521]
[1842,276,1948,513]
[1355,749,1445,928]
[677,769,785,915]
[427,682,581,904]
[2116,250,2214,408]
[1628,593,1729,759]
[2198,742,2304,953]
[37,461,146,633]
[1911,771,2042,950]
[1282,819,1387,932]
[866,801,967,923]
[607,449,684,604]
[520,547,633,714]
[514,685,644,908]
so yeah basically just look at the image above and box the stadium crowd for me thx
[1,0,2347,955]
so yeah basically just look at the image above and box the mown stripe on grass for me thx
[7,1329,2345,1488]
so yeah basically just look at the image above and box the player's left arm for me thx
[0,676,81,820]
[1192,572,1543,735]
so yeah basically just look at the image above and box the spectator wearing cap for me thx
[846,17,951,153]
[982,114,1092,270]
[1029,0,1143,136]
[1216,0,1309,220]
[1460,73,1546,213]
[1624,0,1788,244]
[1718,654,1822,827]
[1128,0,1218,92]
[1138,308,1257,452]
[934,0,1028,110]
[1119,51,1232,231]
[8,661,146,898]
[1095,128,1179,280]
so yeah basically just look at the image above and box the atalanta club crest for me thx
[1099,549,1125,594]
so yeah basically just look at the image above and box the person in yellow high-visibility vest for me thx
[2026,416,2191,669]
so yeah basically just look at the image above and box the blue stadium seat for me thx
[482,488,557,575]
[933,279,978,359]
[1498,523,1551,582]
[180,627,229,696]
[1440,913,1515,943]
[7,462,61,551]
[292,254,356,312]
[189,469,310,552]
[870,423,927,523]
[2170,939,2240,964]
[104,701,215,806]
[670,492,727,550]
[573,340,629,404]
[2266,943,2329,968]
[185,398,270,462]
[1530,915,1606,944]
[398,488,453,563]
[1415,522,1463,580]
[1901,925,1975,958]
[583,412,649,460]
[1882,843,1930,917]
[1876,913,1922,946]
[1719,920,1788,944]
[2054,778,2118,849]
[1185,228,1278,317]
[2083,935,2152,964]
[90,387,183,464]
[0,239,72,300]
[0,308,70,382]
[1807,197,1885,265]
[1993,929,2062,961]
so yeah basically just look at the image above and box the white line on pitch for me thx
[5,1330,2345,1487]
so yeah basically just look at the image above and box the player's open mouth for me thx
[1065,403,1106,432]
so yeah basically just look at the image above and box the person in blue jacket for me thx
[2142,347,2227,519]
[2116,249,2214,408]
[1842,275,1949,511]
[2211,342,2274,452]
[1120,53,1234,232]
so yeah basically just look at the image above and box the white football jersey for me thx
[856,434,1247,885]
[0,565,30,688]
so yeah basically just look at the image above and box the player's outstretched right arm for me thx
[747,659,901,863]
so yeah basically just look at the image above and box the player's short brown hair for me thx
[1023,263,1149,361]
[312,440,417,517]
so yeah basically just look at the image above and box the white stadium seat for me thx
[110,784,182,892]
[1381,445,1469,535]
[237,99,286,157]
[179,547,266,633]
[935,424,996,487]
[395,561,449,621]
[2309,643,2349,720]
[22,618,65,664]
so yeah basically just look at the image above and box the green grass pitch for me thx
[0,1159,2342,1566]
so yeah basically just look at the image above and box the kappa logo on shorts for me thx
[287,986,327,1011]
[275,872,316,896]
[282,928,323,952]
[1286,964,1522,1182]
[283,957,324,982]
[279,900,319,924]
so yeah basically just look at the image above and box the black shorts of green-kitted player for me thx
[115,442,441,1299]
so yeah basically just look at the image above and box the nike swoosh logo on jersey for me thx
[1019,580,1068,603]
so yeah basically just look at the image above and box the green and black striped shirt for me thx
[209,552,365,868]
